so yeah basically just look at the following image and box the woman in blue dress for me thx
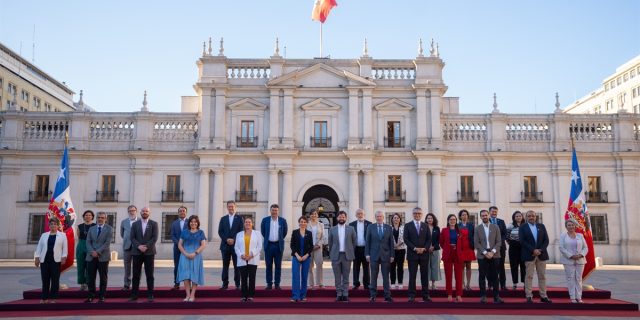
[177,215,206,302]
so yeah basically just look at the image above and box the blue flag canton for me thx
[53,147,70,197]
[569,149,583,201]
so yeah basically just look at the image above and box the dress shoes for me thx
[494,297,504,304]
[171,284,180,290]
[540,297,553,303]
[422,295,432,302]
[84,297,93,303]
[147,294,154,302]
[480,296,487,303]
[98,297,105,303]
[353,285,360,290]
[526,297,533,303]
[384,297,394,303]
[121,286,130,291]
[128,296,138,302]
[265,285,273,290]
[408,297,415,303]
[275,285,282,290]
[219,285,229,290]
[369,297,375,302]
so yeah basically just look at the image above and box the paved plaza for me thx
[0,259,638,319]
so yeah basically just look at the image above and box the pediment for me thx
[373,98,414,111]
[267,63,376,88]
[299,98,342,111]
[227,98,267,110]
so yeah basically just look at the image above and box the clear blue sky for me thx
[1,0,638,114]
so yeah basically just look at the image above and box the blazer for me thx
[218,214,244,251]
[349,219,372,247]
[170,218,189,246]
[130,219,159,256]
[494,218,508,251]
[519,223,550,262]
[120,217,136,251]
[328,224,356,261]
[473,223,502,259]
[234,230,263,266]
[458,222,475,249]
[290,229,314,257]
[85,224,113,262]
[260,216,288,252]
[365,223,395,262]
[403,220,431,261]
[428,225,441,251]
[309,221,325,246]
[440,227,476,262]
[34,232,68,263]
[558,232,588,265]
[392,225,406,250]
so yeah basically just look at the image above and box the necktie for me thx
[491,218,496,224]
[415,222,420,232]
[97,226,102,237]
[378,225,383,238]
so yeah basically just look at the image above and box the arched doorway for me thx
[302,184,340,259]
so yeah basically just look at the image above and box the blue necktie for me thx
[491,218,496,225]
[378,225,383,239]
[97,226,102,237]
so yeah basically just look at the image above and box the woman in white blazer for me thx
[34,218,68,304]
[234,217,263,302]
[559,219,588,303]
[307,209,325,289]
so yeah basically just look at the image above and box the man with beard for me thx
[328,211,356,302]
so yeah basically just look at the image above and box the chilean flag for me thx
[564,148,596,279]
[311,0,337,23]
[45,145,76,273]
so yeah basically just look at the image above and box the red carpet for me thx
[1,286,637,317]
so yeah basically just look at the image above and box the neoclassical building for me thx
[1,39,639,264]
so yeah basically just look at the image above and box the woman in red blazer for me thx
[440,214,475,302]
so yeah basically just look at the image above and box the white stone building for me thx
[564,54,640,114]
[1,39,639,264]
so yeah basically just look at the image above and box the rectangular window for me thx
[386,121,403,147]
[33,96,41,110]
[587,176,601,193]
[161,212,179,242]
[237,175,256,202]
[45,102,51,112]
[21,90,29,101]
[98,175,117,202]
[590,214,609,244]
[386,175,404,201]
[34,175,50,201]
[586,176,607,203]
[239,120,256,147]
[460,175,473,195]
[28,213,46,244]
[312,121,329,147]
[522,176,541,202]
[8,83,16,95]
[163,175,182,202]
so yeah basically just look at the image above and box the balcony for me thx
[237,136,258,148]
[385,190,406,202]
[162,190,184,202]
[310,136,331,148]
[96,190,119,202]
[28,190,52,202]
[384,136,405,148]
[457,191,479,203]
[235,190,257,202]
[586,191,608,203]
[521,191,543,203]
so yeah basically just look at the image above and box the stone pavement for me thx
[1,259,638,319]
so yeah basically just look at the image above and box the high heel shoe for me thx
[183,297,190,302]
[456,296,462,302]
[447,295,452,302]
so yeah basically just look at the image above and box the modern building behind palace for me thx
[1,39,638,264]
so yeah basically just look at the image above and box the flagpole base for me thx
[582,283,595,291]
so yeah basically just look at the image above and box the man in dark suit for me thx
[84,212,113,303]
[365,210,395,302]
[260,203,288,290]
[519,210,552,303]
[403,207,431,302]
[170,206,188,290]
[128,206,158,302]
[328,210,356,302]
[120,205,137,290]
[489,206,508,291]
[218,200,243,290]
[349,208,371,290]
[474,209,504,304]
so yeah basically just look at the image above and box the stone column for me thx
[362,170,374,221]
[431,170,443,216]
[362,89,373,146]
[268,169,279,208]
[212,170,224,241]
[197,168,211,239]
[282,89,294,147]
[415,89,428,149]
[348,169,360,221]
[213,88,227,149]
[268,90,280,148]
[417,169,429,211]
[0,169,18,258]
[348,89,359,145]
[429,90,443,149]
[282,170,294,234]
[199,89,213,147]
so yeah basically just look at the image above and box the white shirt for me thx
[228,213,235,229]
[482,223,491,249]
[338,224,346,252]
[309,223,319,245]
[356,221,365,246]
[269,218,279,242]
[142,218,148,236]
[179,218,186,231]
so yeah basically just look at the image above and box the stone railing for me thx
[23,119,69,140]
[506,121,550,141]
[90,120,135,140]
[569,121,614,141]
[442,118,488,141]
[227,60,271,80]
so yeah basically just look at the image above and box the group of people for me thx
[35,202,589,305]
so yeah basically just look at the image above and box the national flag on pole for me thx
[311,0,337,23]
[564,147,596,279]
[46,139,76,273]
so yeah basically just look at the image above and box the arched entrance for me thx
[302,184,340,227]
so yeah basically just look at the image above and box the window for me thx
[28,213,46,244]
[618,92,627,109]
[237,175,256,202]
[605,99,613,111]
[386,175,405,202]
[385,121,403,147]
[617,76,621,85]
[586,176,607,203]
[45,102,51,112]
[8,83,16,95]
[238,120,257,147]
[610,81,616,89]
[30,175,50,202]
[161,212,179,242]
[33,96,41,110]
[590,214,608,244]
[624,73,629,82]
[522,176,542,202]
[458,175,478,202]
[631,69,637,78]
[605,83,609,91]
[163,175,182,202]
[594,105,601,114]
[311,121,330,147]
[97,175,117,202]
[21,90,29,101]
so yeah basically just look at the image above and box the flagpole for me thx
[320,23,323,58]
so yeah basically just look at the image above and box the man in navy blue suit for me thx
[170,206,188,290]
[218,200,243,290]
[489,206,508,291]
[519,210,552,303]
[260,204,288,290]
